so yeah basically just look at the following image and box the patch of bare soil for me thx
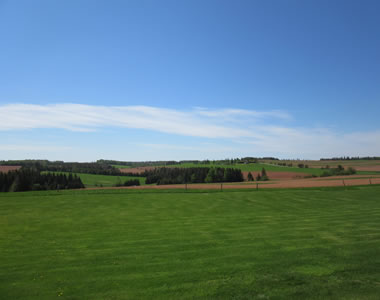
[0,166,21,173]
[353,165,380,172]
[119,166,156,174]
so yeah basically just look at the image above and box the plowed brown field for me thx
[119,166,155,174]
[354,165,380,172]
[0,166,21,173]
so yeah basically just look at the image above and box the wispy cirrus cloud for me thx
[1,103,379,159]
[0,103,284,138]
[193,107,291,120]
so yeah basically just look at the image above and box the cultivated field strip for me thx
[1,187,380,299]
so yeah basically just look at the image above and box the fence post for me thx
[369,178,372,185]
[220,183,223,191]
[343,180,345,186]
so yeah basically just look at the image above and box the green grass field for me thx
[1,186,380,299]
[44,172,146,187]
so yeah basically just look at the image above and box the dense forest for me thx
[144,167,244,185]
[0,168,84,192]
[43,162,121,175]
[0,160,122,176]
[97,159,179,167]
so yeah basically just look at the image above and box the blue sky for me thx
[1,0,379,161]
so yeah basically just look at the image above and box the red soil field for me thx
[119,166,156,174]
[0,166,21,173]
[353,165,380,172]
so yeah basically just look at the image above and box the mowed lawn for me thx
[1,187,380,299]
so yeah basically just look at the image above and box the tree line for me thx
[97,157,279,167]
[0,168,84,192]
[144,167,244,185]
[97,159,179,167]
[320,156,380,161]
[0,160,122,176]
[43,162,122,175]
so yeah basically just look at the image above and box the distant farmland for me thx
[114,160,380,190]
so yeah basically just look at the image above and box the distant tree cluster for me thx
[0,168,84,192]
[320,156,380,161]
[144,167,244,185]
[247,168,269,182]
[115,179,141,187]
[297,163,309,168]
[320,165,356,177]
[97,159,179,167]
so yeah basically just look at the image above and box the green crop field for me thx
[44,172,146,187]
[1,186,380,299]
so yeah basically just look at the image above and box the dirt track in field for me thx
[0,166,21,173]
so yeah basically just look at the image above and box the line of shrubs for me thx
[320,165,356,177]
[115,179,141,187]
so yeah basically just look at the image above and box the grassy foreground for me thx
[1,186,380,299]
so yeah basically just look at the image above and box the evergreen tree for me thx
[205,168,216,183]
[261,168,269,181]
[247,172,254,181]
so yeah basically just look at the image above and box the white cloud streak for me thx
[0,103,259,138]
[0,103,379,158]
